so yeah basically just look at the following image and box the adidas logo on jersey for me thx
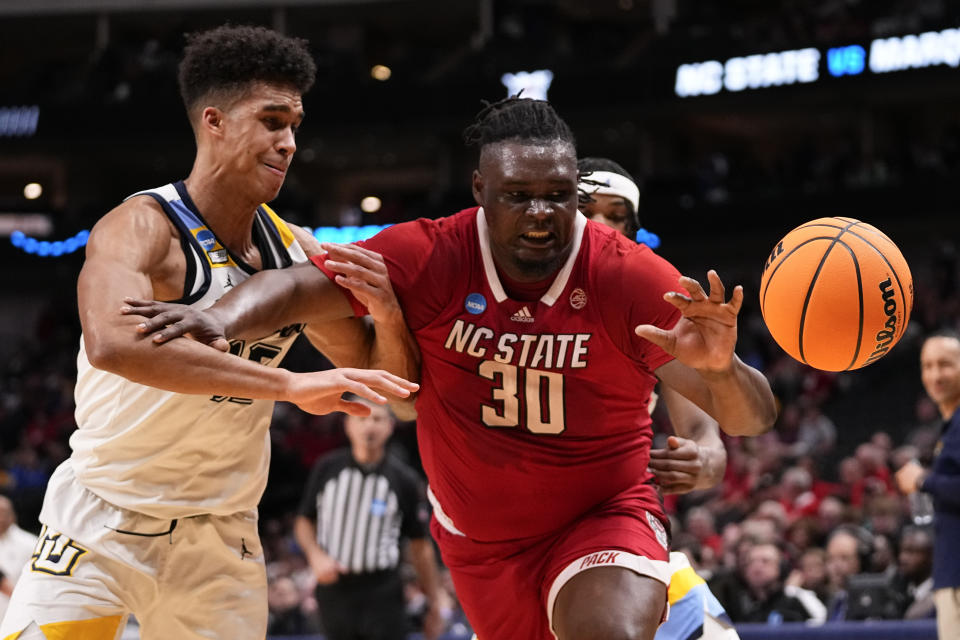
[510,306,535,323]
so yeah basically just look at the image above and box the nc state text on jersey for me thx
[443,319,590,369]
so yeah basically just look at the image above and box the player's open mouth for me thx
[519,230,553,246]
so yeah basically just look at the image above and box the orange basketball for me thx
[759,217,914,372]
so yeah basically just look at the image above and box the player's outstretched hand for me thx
[635,270,741,373]
[285,368,419,416]
[321,243,403,325]
[121,298,230,352]
[648,436,704,494]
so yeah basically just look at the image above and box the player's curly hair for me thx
[462,96,575,150]
[178,24,316,115]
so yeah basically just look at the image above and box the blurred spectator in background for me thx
[896,332,960,638]
[686,507,724,557]
[825,525,873,620]
[896,525,936,620]
[268,575,316,635]
[0,496,35,620]
[723,542,818,624]
[786,547,830,607]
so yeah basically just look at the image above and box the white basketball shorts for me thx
[0,462,267,640]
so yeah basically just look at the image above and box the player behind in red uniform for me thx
[125,97,776,640]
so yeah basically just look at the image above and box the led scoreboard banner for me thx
[675,27,960,97]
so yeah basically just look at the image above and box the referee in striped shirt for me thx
[295,397,443,640]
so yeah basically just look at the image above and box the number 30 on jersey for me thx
[479,361,565,434]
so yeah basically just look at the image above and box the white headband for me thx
[578,171,640,211]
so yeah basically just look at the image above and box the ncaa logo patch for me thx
[569,288,587,310]
[646,511,669,551]
[195,229,216,251]
[465,293,487,315]
[370,498,387,516]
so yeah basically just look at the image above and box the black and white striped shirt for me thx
[299,449,428,574]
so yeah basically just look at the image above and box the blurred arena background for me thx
[1,1,958,638]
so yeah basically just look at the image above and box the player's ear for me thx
[471,169,484,207]
[200,107,224,135]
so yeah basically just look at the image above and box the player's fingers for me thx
[661,482,695,495]
[211,337,230,352]
[333,275,394,306]
[649,458,698,472]
[348,371,418,396]
[728,285,744,315]
[121,298,164,313]
[123,302,172,319]
[326,262,389,290]
[321,243,386,273]
[661,291,693,314]
[149,323,196,344]
[337,399,375,417]
[678,276,708,301]
[340,379,389,404]
[346,368,419,389]
[134,311,185,334]
[635,324,675,353]
[706,269,726,302]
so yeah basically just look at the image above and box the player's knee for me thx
[552,567,664,640]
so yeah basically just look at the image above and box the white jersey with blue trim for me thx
[68,181,308,519]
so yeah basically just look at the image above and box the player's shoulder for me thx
[88,189,177,252]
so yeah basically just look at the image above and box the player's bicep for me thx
[78,202,174,344]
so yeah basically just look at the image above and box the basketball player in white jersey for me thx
[0,25,418,640]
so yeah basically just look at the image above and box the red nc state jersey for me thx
[313,207,684,542]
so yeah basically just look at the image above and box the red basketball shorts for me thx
[430,481,671,640]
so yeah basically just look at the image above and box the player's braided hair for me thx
[178,24,316,114]
[463,96,575,149]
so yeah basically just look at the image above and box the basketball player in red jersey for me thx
[127,97,777,640]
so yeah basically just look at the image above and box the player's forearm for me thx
[212,263,349,341]
[208,266,306,340]
[368,315,420,420]
[700,356,777,436]
[87,328,295,400]
[683,421,727,490]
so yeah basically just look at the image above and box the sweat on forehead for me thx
[478,139,577,168]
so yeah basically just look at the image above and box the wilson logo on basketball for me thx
[864,278,898,366]
[763,241,784,272]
